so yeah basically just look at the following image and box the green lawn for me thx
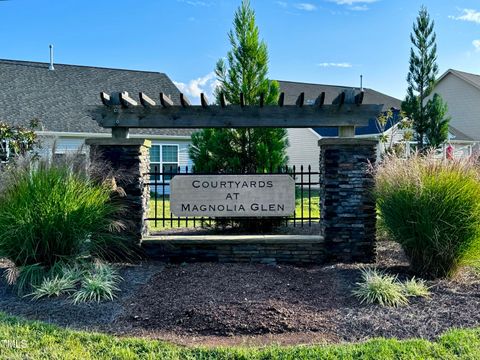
[148,189,320,231]
[0,312,478,359]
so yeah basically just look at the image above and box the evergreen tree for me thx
[402,6,449,151]
[425,94,450,149]
[189,0,288,173]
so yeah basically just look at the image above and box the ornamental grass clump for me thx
[0,155,130,294]
[375,153,480,278]
[403,277,431,298]
[353,268,408,307]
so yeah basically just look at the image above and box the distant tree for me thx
[425,94,450,149]
[376,109,413,157]
[402,6,449,151]
[0,119,38,163]
[189,0,288,173]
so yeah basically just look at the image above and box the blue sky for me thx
[1,0,480,102]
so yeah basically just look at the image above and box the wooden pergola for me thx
[92,90,383,138]
[88,88,383,264]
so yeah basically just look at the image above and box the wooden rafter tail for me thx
[139,92,156,107]
[100,92,111,106]
[219,93,227,108]
[355,91,365,105]
[333,91,346,106]
[278,92,285,107]
[160,92,173,108]
[296,92,305,107]
[259,93,264,107]
[200,93,209,108]
[315,92,326,107]
[239,93,245,107]
[119,91,138,108]
[180,93,191,107]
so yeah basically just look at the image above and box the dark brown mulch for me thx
[112,244,480,343]
[0,242,478,347]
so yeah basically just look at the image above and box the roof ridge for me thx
[0,58,167,76]
[276,79,367,90]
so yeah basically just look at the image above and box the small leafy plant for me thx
[28,262,122,304]
[71,263,121,304]
[31,276,76,300]
[403,277,431,298]
[353,268,408,307]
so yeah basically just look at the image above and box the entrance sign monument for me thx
[88,89,382,264]
[171,174,295,217]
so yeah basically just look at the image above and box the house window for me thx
[150,144,179,182]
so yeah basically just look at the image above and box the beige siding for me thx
[286,128,320,172]
[433,74,480,140]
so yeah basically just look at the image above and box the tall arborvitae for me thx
[189,0,288,173]
[402,6,449,151]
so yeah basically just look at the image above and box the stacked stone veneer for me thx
[319,138,378,263]
[86,138,151,245]
[143,236,326,265]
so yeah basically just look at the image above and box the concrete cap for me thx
[85,138,152,148]
[318,138,378,146]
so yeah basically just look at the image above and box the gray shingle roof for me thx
[446,69,480,91]
[277,80,402,110]
[0,59,194,137]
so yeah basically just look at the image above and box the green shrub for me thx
[375,154,480,278]
[71,263,121,303]
[31,275,76,300]
[403,277,431,298]
[0,156,129,293]
[353,268,408,307]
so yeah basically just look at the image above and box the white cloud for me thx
[276,1,288,8]
[330,0,378,4]
[173,72,219,105]
[473,40,480,51]
[449,9,480,24]
[317,62,353,68]
[177,0,211,7]
[350,5,368,11]
[294,3,317,11]
[328,0,378,11]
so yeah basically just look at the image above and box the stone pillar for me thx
[319,138,378,263]
[85,138,151,245]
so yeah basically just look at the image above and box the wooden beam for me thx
[160,93,174,108]
[92,103,382,129]
[240,93,245,107]
[200,93,209,108]
[180,93,191,107]
[259,93,264,107]
[278,92,285,107]
[119,92,138,107]
[333,92,346,106]
[315,92,325,107]
[100,92,110,106]
[355,91,365,105]
[296,92,305,107]
[139,92,156,107]
[219,93,227,108]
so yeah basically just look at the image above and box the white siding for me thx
[433,73,480,140]
[286,128,320,172]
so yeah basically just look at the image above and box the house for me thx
[430,69,480,143]
[279,80,478,163]
[278,80,402,165]
[0,59,194,173]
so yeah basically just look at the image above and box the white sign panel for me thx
[170,174,295,217]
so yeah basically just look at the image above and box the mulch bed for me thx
[0,241,478,347]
